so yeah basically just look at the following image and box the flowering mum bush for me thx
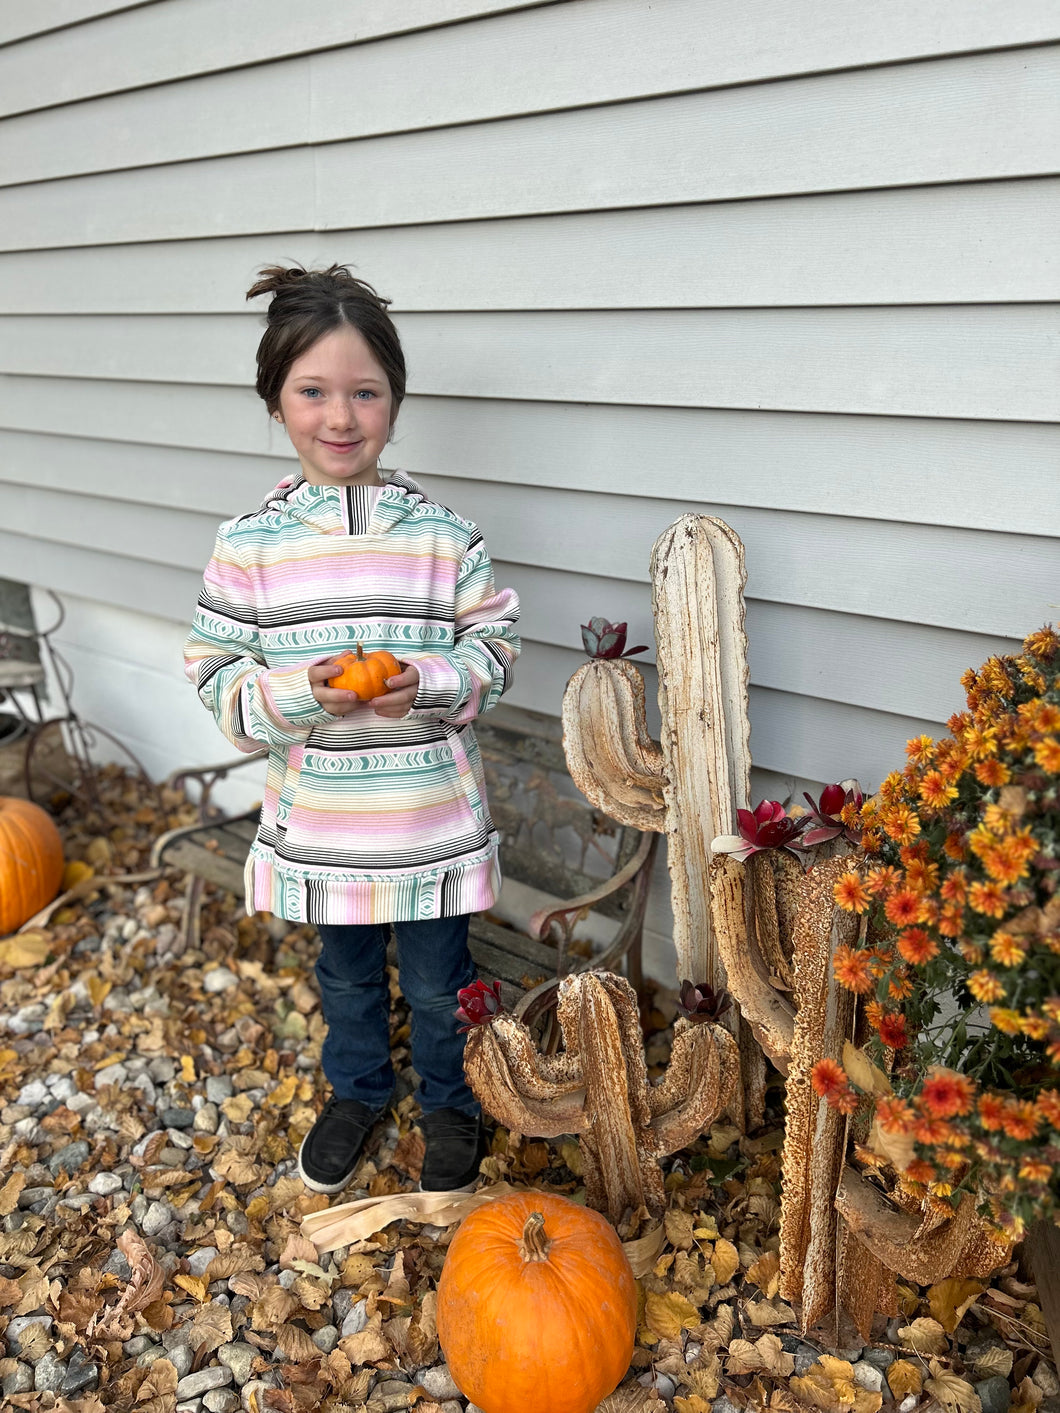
[811,625,1060,1236]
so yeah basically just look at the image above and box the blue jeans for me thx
[314,915,478,1115]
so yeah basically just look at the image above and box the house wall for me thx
[1,0,1057,976]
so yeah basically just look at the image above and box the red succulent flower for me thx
[796,780,865,848]
[454,979,504,1032]
[712,799,809,862]
[580,617,648,660]
[678,979,731,1024]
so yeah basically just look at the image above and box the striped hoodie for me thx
[183,470,520,925]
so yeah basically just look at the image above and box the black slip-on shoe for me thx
[297,1096,385,1195]
[418,1108,487,1192]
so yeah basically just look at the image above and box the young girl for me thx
[183,264,519,1195]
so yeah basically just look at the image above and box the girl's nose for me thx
[326,397,355,428]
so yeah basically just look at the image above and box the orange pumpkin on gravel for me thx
[326,645,402,701]
[436,1189,637,1413]
[0,795,64,934]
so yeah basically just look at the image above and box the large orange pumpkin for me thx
[0,796,64,934]
[436,1190,637,1413]
[326,644,402,701]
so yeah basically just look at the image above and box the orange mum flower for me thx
[864,1000,885,1030]
[914,1115,956,1145]
[978,1093,1006,1130]
[829,1086,861,1115]
[897,927,938,965]
[1030,702,1060,732]
[989,1007,1024,1035]
[832,944,875,994]
[975,758,1010,787]
[940,870,968,905]
[944,831,967,861]
[967,970,1005,1003]
[810,1057,847,1098]
[905,1159,936,1184]
[889,973,914,1001]
[957,939,984,964]
[1044,998,1060,1023]
[1024,626,1060,659]
[885,889,922,927]
[1036,1090,1060,1128]
[906,734,936,765]
[938,904,965,938]
[1022,1015,1051,1041]
[968,881,1008,918]
[904,858,940,895]
[865,865,902,897]
[1000,1101,1039,1141]
[877,1013,909,1050]
[1034,737,1060,772]
[1019,1159,1053,1183]
[920,771,959,810]
[989,931,1027,968]
[920,1069,975,1118]
[833,872,871,914]
[882,805,921,846]
[875,1096,915,1132]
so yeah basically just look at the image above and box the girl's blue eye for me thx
[356,390,375,400]
[301,388,322,398]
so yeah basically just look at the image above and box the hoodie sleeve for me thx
[408,531,520,725]
[183,528,335,752]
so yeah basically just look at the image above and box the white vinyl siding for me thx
[1,0,1057,969]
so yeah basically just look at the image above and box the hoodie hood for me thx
[260,469,430,537]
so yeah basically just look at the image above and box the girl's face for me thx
[275,325,396,487]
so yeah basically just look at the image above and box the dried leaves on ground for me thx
[0,762,1056,1413]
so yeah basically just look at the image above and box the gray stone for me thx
[1040,1398,1060,1413]
[48,1139,90,1176]
[48,1076,78,1102]
[206,1076,234,1103]
[104,1248,133,1279]
[420,1367,462,1400]
[148,1057,177,1083]
[34,1351,68,1392]
[194,1103,220,1135]
[169,1346,195,1380]
[852,1361,885,1393]
[277,1268,298,1289]
[177,1367,234,1399]
[835,1346,864,1363]
[2,1362,33,1395]
[204,968,239,993]
[311,1325,339,1354]
[976,1377,1013,1413]
[142,1200,173,1236]
[331,1287,355,1323]
[219,1342,258,1387]
[60,1192,97,1211]
[860,1347,895,1371]
[161,1107,195,1129]
[1034,1364,1060,1398]
[438,1404,462,1413]
[88,1171,125,1196]
[640,1372,675,1399]
[713,1398,741,1413]
[17,1079,49,1108]
[899,1397,919,1413]
[138,1349,175,1370]
[6,1315,53,1353]
[187,1246,220,1277]
[176,1403,204,1413]
[124,1335,155,1356]
[794,1348,821,1376]
[341,1301,368,1337]
[95,1062,128,1088]
[203,1391,240,1413]
[61,1345,99,1395]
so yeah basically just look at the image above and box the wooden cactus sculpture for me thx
[463,970,740,1224]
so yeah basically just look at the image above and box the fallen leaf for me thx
[745,1297,797,1328]
[596,1388,665,1412]
[187,1301,233,1354]
[709,1238,740,1287]
[674,1398,712,1413]
[969,1345,1013,1380]
[644,1290,701,1340]
[842,1040,893,1096]
[746,1249,781,1297]
[665,1209,696,1251]
[172,1274,208,1303]
[136,1358,177,1400]
[686,1352,721,1401]
[726,1333,794,1378]
[0,1173,26,1216]
[886,1360,923,1399]
[925,1359,982,1413]
[928,1278,985,1335]
[0,930,52,968]
[897,1316,949,1354]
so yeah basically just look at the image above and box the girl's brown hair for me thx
[246,264,406,422]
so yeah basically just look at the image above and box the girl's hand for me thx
[371,663,420,718]
[309,660,365,717]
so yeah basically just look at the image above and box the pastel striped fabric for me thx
[183,470,520,924]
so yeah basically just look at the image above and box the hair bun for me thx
[245,263,313,302]
[246,262,390,310]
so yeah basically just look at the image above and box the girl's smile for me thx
[275,325,395,487]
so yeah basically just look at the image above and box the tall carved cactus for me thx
[558,513,1010,1339]
[464,971,740,1224]
[564,516,752,993]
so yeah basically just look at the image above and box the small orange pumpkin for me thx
[326,644,403,701]
[436,1190,637,1413]
[0,796,64,934]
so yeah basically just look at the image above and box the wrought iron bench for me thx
[150,705,656,1005]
